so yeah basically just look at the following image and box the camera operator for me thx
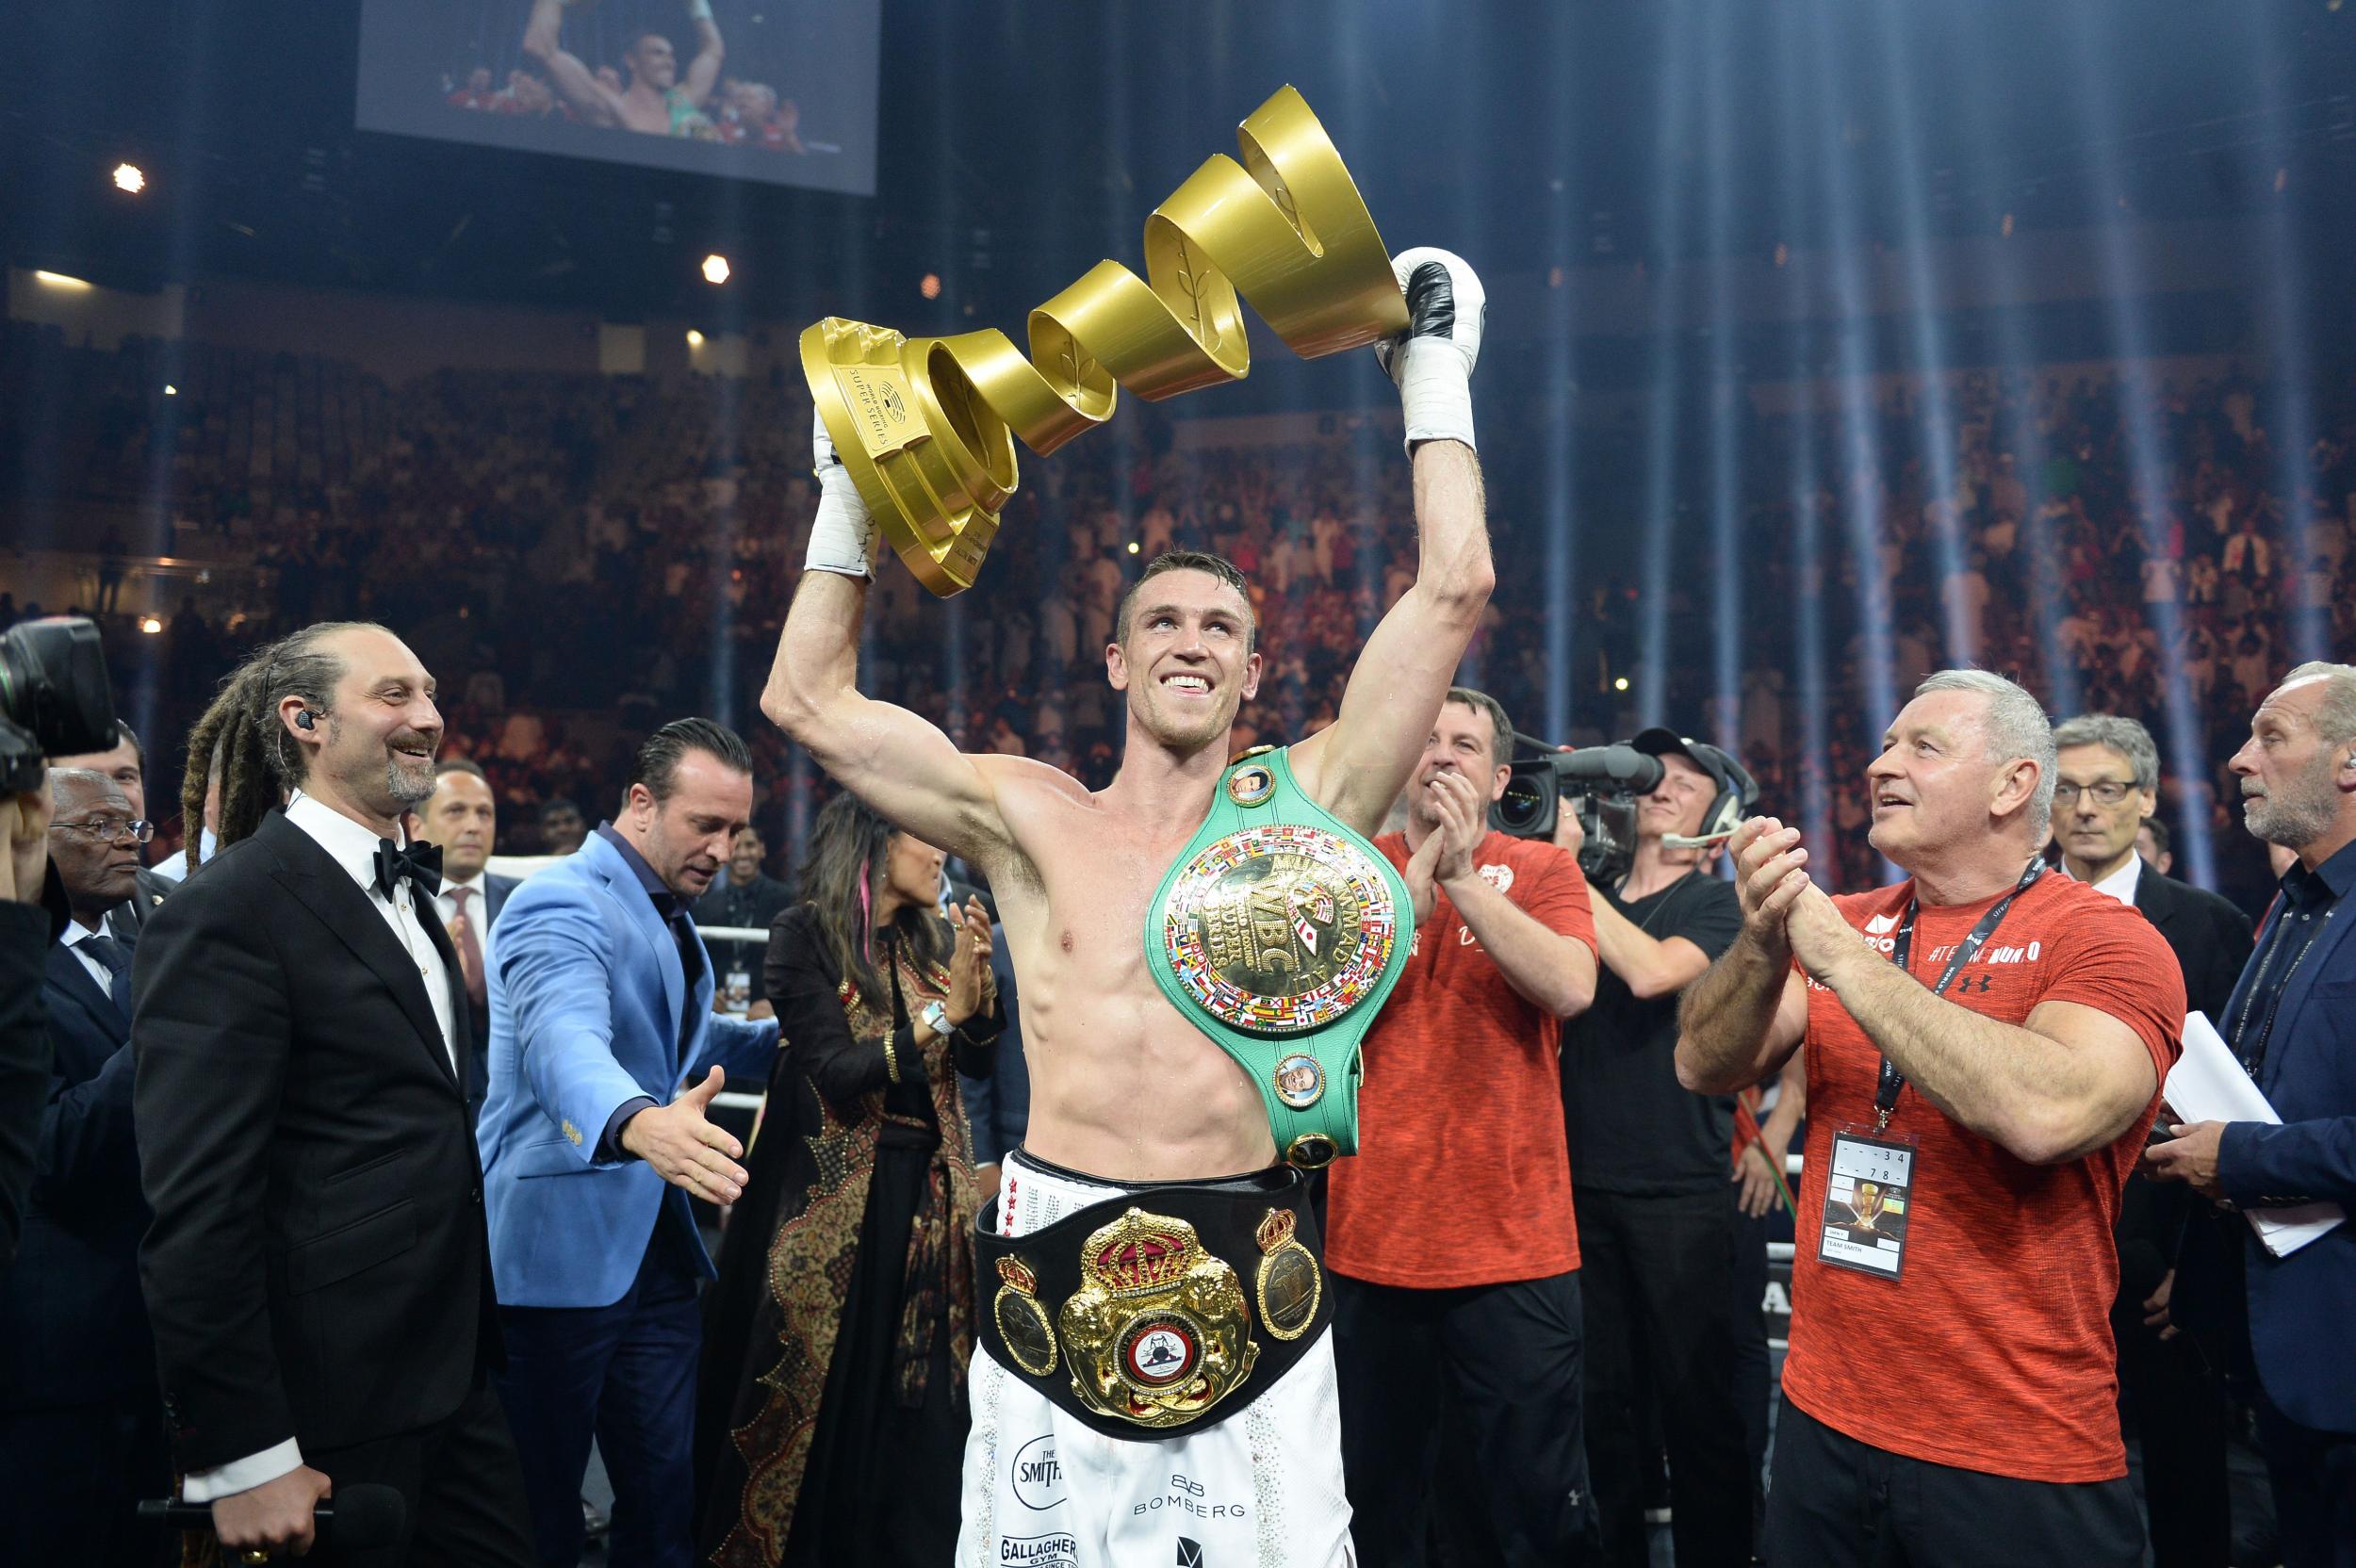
[0,615,121,1262]
[0,778,53,1264]
[1557,728,1762,1568]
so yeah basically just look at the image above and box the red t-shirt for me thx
[1325,830,1596,1288]
[1781,871,2184,1480]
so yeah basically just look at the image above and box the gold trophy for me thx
[801,86,1408,596]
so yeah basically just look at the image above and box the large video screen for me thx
[355,0,878,196]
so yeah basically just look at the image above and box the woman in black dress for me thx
[697,793,1002,1566]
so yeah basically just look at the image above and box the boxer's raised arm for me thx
[760,416,1018,868]
[522,0,623,125]
[1294,251,1494,838]
[679,0,725,109]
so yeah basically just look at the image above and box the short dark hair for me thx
[539,796,581,823]
[1444,686,1513,767]
[116,719,145,775]
[2137,814,2170,858]
[1116,551,1257,654]
[630,717,754,803]
[435,757,488,784]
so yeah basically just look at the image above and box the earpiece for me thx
[295,709,315,731]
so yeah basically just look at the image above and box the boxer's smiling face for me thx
[1106,569,1262,754]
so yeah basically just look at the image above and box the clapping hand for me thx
[944,896,993,1028]
[1729,817,1811,957]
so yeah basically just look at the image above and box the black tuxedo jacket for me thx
[2111,865,2259,1317]
[132,808,499,1473]
[0,939,152,1410]
[2132,866,2256,1023]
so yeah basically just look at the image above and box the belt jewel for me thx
[992,1255,1060,1378]
[1253,1206,1322,1341]
[1058,1207,1258,1429]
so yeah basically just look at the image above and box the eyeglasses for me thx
[50,816,155,845]
[2052,781,2135,808]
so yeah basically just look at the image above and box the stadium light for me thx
[1613,676,1630,693]
[139,617,163,635]
[919,272,942,301]
[113,163,146,194]
[685,330,705,348]
[163,384,176,396]
[32,270,91,289]
[701,253,730,285]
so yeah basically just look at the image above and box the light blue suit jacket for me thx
[479,832,778,1308]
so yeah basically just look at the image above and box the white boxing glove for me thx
[804,406,880,578]
[1374,247,1485,452]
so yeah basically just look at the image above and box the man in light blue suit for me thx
[480,718,779,1568]
[2147,661,2356,1568]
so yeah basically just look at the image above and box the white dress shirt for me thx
[61,918,117,995]
[2070,852,2145,908]
[180,791,458,1504]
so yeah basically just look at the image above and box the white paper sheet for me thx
[2164,1012,2344,1259]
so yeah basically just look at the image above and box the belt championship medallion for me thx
[1157,822,1400,1036]
[1058,1207,1258,1429]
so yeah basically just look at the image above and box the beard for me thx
[2244,753,2338,848]
[382,736,439,808]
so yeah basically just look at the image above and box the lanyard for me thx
[1873,858,2045,1131]
[2229,888,2343,1079]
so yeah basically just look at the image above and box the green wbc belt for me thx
[1145,745,1415,1169]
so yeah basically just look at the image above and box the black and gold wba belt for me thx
[973,1156,1332,1441]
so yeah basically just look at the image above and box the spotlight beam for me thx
[1870,5,1974,667]
[1774,8,1838,879]
[1703,12,1743,761]
[1802,2,1901,881]
[1955,24,2075,714]
[1634,9,1698,730]
[2062,3,2216,890]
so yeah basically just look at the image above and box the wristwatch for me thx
[920,1000,951,1038]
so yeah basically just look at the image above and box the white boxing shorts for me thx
[957,1149,1356,1568]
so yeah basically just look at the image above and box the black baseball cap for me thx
[1628,727,1759,810]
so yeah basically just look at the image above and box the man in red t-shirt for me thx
[1326,687,1600,1565]
[1677,670,2183,1568]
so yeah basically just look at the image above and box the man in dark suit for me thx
[51,719,173,944]
[1,768,167,1564]
[2147,662,2356,1568]
[134,622,533,1565]
[0,782,53,1263]
[2053,712,2256,1568]
[406,758,520,1122]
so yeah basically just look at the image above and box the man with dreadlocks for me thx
[130,621,535,1564]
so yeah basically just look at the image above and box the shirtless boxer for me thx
[761,251,1493,1567]
[523,0,723,139]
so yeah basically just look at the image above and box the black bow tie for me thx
[373,840,444,902]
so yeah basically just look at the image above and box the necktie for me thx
[80,933,135,1016]
[373,840,444,902]
[450,885,487,1010]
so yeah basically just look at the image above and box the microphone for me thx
[1661,828,1739,850]
[136,1484,407,1556]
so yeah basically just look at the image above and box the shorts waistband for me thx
[1006,1146,1297,1192]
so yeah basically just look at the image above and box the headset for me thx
[1653,737,1759,851]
